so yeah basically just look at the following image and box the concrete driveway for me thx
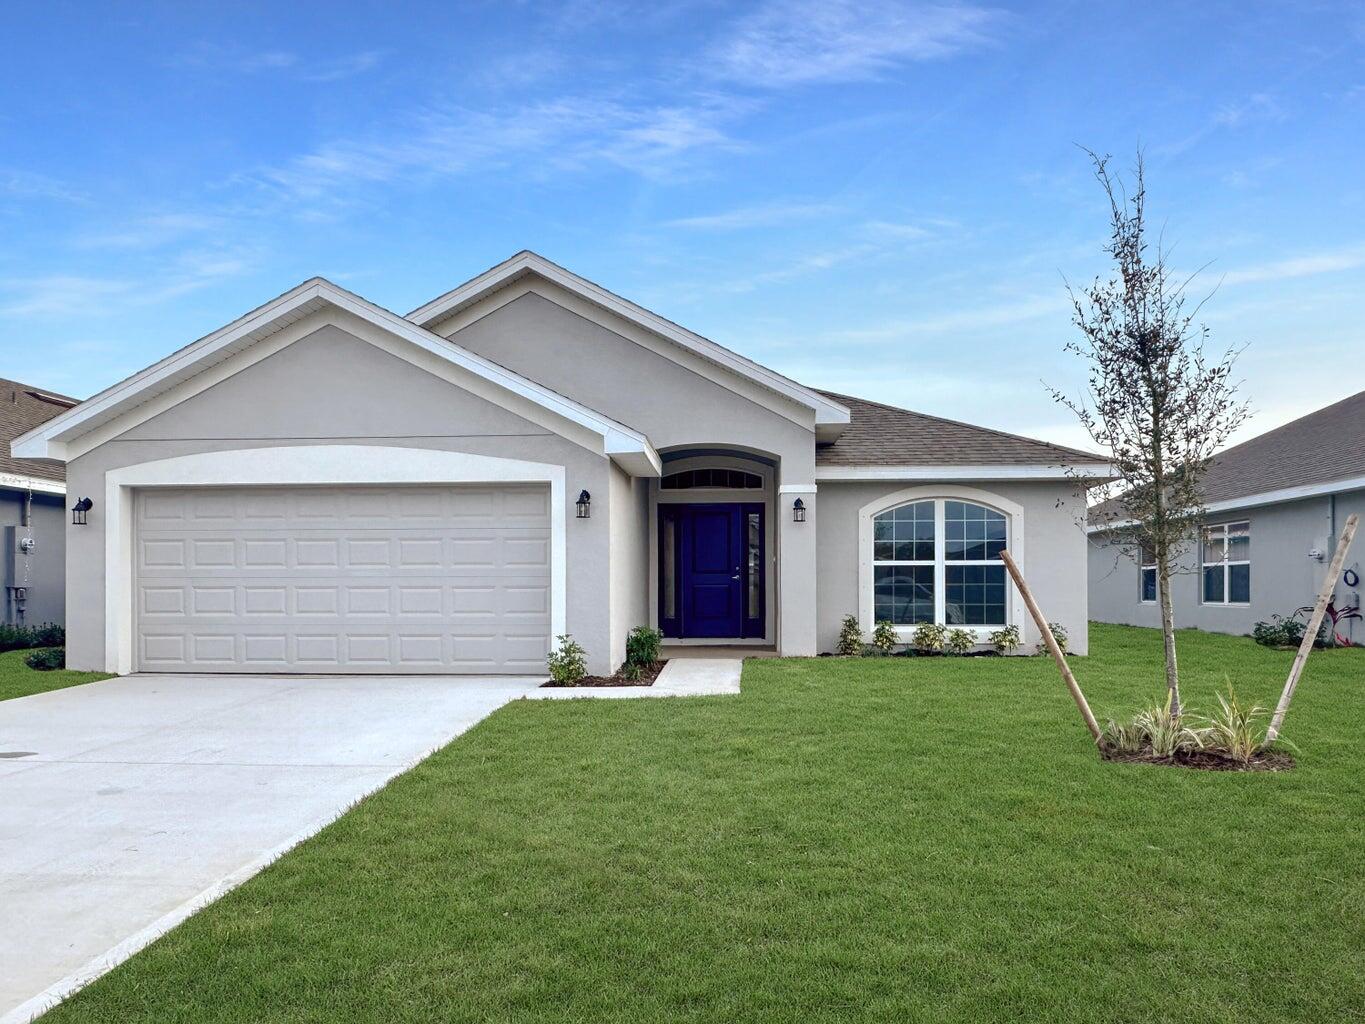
[0,673,540,1023]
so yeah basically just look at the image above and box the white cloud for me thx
[664,200,839,229]
[75,213,224,250]
[0,169,86,204]
[171,45,383,81]
[255,94,749,199]
[712,0,999,87]
[0,250,250,317]
[1217,245,1365,286]
[301,51,386,83]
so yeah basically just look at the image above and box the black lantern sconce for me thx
[792,497,807,523]
[575,490,592,519]
[71,497,93,525]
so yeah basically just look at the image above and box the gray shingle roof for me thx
[1089,390,1365,523]
[814,390,1108,467]
[0,379,78,485]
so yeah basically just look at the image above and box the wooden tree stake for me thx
[999,549,1103,744]
[1266,512,1359,743]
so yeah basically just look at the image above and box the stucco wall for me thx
[1089,487,1365,643]
[0,490,66,626]
[817,480,1091,655]
[607,464,650,670]
[448,289,820,654]
[64,323,617,674]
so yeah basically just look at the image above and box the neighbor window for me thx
[1202,521,1250,605]
[872,499,1008,627]
[1140,544,1157,603]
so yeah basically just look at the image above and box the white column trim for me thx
[103,445,566,674]
[856,484,1027,643]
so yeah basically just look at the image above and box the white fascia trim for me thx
[407,252,851,427]
[103,446,567,675]
[13,279,657,474]
[819,464,1115,482]
[777,484,818,494]
[856,484,1027,646]
[0,473,65,496]
[1085,473,1365,534]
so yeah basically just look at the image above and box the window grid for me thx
[872,499,1008,628]
[1202,521,1250,605]
[661,468,762,490]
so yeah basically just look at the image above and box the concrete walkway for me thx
[0,674,540,1024]
[523,657,743,700]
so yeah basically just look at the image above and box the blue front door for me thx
[659,503,764,639]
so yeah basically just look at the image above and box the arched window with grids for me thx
[871,498,1010,627]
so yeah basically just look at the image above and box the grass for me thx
[0,648,111,702]
[41,624,1365,1023]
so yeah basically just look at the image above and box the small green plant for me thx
[910,622,947,653]
[621,660,644,682]
[871,620,898,656]
[546,634,588,684]
[625,625,663,668]
[1100,714,1147,754]
[1197,684,1267,764]
[25,647,64,671]
[1133,692,1205,758]
[988,624,1021,655]
[836,615,864,657]
[1035,621,1069,655]
[0,623,64,654]
[944,628,975,655]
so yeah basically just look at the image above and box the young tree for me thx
[1053,151,1249,716]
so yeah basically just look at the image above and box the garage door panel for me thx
[134,485,551,674]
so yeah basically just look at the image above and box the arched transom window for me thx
[872,499,1008,626]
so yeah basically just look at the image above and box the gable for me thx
[117,324,552,444]
[445,290,816,457]
[14,279,659,475]
[408,251,850,438]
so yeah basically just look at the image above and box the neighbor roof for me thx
[0,379,77,487]
[1089,390,1365,526]
[814,391,1109,469]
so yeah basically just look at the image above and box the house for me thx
[0,379,77,627]
[1088,390,1365,642]
[14,252,1112,676]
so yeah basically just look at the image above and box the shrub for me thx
[25,647,64,671]
[1133,692,1205,758]
[1252,611,1327,649]
[0,623,64,654]
[988,624,1021,655]
[836,615,864,657]
[1196,684,1267,763]
[1035,621,1069,655]
[625,625,663,668]
[910,622,947,653]
[944,628,975,655]
[871,620,898,656]
[546,634,588,684]
[1100,714,1147,754]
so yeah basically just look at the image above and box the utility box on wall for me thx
[3,524,33,625]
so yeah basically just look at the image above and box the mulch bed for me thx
[1101,746,1296,772]
[541,660,667,688]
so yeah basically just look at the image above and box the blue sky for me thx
[2,1,1363,451]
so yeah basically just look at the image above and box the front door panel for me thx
[659,503,764,639]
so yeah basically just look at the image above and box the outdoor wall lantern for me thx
[792,497,807,523]
[71,497,93,525]
[576,490,592,519]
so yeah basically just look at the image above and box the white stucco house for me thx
[14,252,1112,676]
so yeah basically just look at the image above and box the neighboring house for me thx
[1088,390,1365,642]
[15,252,1111,676]
[0,379,78,626]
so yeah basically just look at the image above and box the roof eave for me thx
[817,463,1117,482]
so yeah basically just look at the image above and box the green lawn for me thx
[43,624,1364,1023]
[0,648,111,702]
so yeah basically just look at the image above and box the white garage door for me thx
[134,484,552,674]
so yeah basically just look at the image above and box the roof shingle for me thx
[0,378,78,485]
[814,390,1108,467]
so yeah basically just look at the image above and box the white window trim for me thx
[1139,544,1157,604]
[1201,520,1251,607]
[857,485,1026,642]
[103,445,567,675]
